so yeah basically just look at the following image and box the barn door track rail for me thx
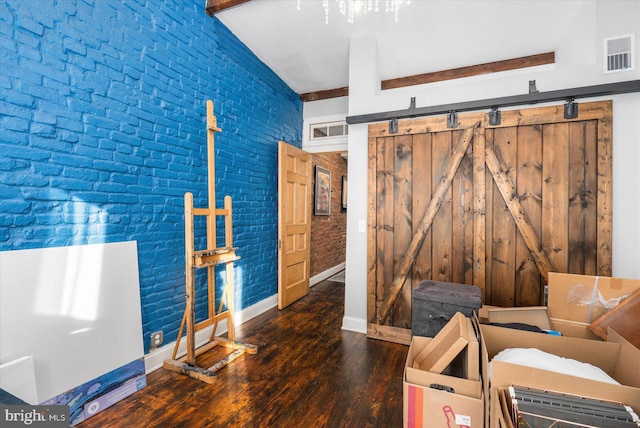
[346,79,640,128]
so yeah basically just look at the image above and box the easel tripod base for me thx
[163,339,257,384]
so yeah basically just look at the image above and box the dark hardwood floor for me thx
[78,279,409,427]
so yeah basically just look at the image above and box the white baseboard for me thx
[144,294,278,374]
[341,316,367,334]
[310,262,345,286]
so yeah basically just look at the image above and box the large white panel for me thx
[0,356,38,404]
[0,241,144,403]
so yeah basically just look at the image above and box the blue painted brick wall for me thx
[0,0,302,352]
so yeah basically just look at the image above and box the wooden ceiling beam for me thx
[300,53,555,102]
[206,0,252,16]
[381,52,555,91]
[300,87,349,102]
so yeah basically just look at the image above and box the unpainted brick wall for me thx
[310,152,347,277]
[0,0,302,352]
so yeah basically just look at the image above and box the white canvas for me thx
[0,241,144,403]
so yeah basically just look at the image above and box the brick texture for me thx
[310,152,348,277]
[0,0,302,352]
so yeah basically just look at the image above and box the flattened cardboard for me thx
[404,334,483,427]
[495,388,515,428]
[480,323,640,427]
[547,272,640,324]
[478,314,491,428]
[465,318,480,381]
[589,287,640,348]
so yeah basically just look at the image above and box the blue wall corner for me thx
[0,0,302,352]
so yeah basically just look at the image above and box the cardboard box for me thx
[480,273,640,340]
[548,317,600,339]
[476,305,498,324]
[481,304,597,339]
[480,323,640,427]
[404,333,483,427]
[493,388,515,428]
[412,313,479,380]
[548,272,640,338]
[486,306,552,331]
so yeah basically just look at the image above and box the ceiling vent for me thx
[604,34,634,73]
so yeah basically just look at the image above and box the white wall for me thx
[305,0,640,333]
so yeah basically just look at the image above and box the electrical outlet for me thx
[150,331,163,349]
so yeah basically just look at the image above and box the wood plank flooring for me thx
[78,279,409,427]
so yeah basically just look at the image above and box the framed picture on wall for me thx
[314,166,331,216]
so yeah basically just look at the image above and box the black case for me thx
[411,280,483,337]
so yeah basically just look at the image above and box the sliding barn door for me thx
[367,101,612,344]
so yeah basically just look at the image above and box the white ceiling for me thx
[216,0,585,95]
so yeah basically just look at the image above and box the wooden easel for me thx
[163,100,256,383]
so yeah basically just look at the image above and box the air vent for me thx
[604,34,634,73]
